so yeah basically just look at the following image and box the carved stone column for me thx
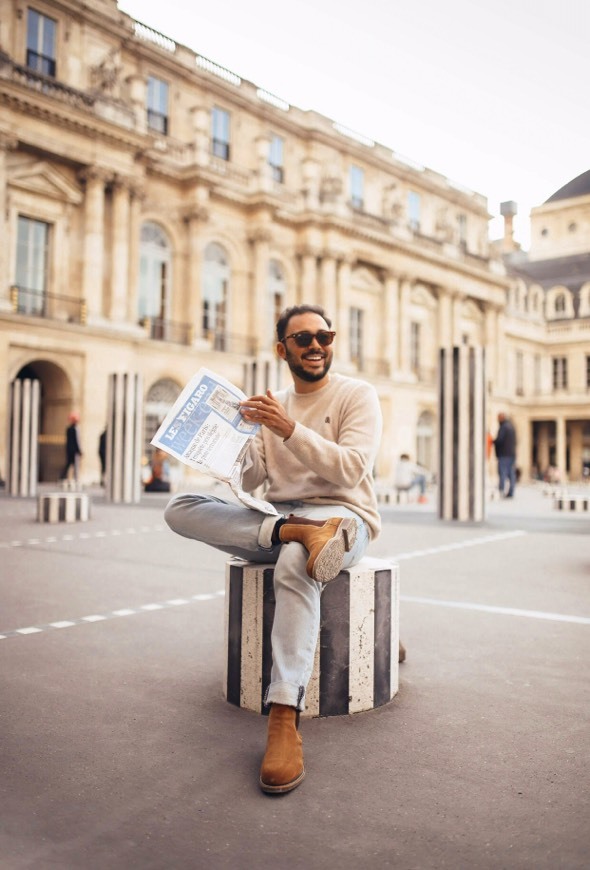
[184,204,209,344]
[80,167,107,323]
[248,226,272,352]
[301,158,320,210]
[190,105,210,167]
[319,250,337,315]
[126,182,144,323]
[336,256,353,365]
[110,177,131,322]
[383,272,400,375]
[437,287,453,350]
[0,134,17,311]
[299,246,319,305]
[255,134,272,192]
[399,278,412,373]
[126,74,147,132]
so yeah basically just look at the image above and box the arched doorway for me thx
[202,242,230,349]
[144,378,181,457]
[14,360,73,482]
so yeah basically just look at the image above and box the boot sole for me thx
[311,518,357,583]
[259,768,305,794]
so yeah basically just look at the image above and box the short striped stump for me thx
[37,492,91,523]
[554,495,589,512]
[224,557,400,718]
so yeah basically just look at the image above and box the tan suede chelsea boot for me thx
[278,515,356,583]
[259,703,305,795]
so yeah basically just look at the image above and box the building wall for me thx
[0,0,588,487]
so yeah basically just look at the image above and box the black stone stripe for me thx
[261,567,275,715]
[226,563,243,707]
[373,569,392,708]
[319,569,351,717]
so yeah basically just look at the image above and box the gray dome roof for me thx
[545,170,590,203]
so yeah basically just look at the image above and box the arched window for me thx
[554,292,566,315]
[268,259,287,342]
[202,242,230,349]
[138,223,172,323]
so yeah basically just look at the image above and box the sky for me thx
[119,0,588,250]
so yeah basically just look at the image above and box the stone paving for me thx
[1,483,589,869]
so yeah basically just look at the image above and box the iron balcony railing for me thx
[142,317,193,345]
[10,286,87,324]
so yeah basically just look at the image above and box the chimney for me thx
[500,201,518,252]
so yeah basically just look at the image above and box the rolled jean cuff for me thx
[265,681,306,711]
[258,514,279,550]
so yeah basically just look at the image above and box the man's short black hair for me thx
[276,304,332,341]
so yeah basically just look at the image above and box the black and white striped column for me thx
[7,378,40,497]
[224,557,400,718]
[105,373,143,504]
[438,346,486,522]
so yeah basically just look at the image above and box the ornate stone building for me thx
[0,0,587,487]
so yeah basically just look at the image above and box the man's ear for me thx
[276,341,286,360]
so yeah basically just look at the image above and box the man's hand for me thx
[240,390,295,440]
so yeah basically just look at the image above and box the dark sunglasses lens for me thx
[292,331,334,347]
[317,331,334,346]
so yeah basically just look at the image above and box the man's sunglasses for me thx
[281,330,336,348]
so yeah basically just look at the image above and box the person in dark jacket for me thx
[62,412,82,483]
[493,412,517,497]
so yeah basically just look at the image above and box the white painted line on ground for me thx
[0,524,167,550]
[401,595,590,625]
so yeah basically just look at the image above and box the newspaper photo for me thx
[150,368,278,515]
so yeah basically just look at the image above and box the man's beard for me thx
[284,348,333,382]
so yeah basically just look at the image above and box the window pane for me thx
[350,166,364,207]
[408,191,421,230]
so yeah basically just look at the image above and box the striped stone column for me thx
[105,373,143,504]
[224,557,400,718]
[7,378,40,497]
[438,346,486,521]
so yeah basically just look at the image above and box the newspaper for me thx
[150,367,278,515]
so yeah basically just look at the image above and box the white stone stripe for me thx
[401,595,590,625]
[240,565,264,713]
[0,524,166,549]
[0,590,226,640]
[390,530,526,562]
[348,565,376,714]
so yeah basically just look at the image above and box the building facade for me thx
[0,0,588,488]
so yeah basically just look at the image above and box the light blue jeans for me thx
[164,494,370,710]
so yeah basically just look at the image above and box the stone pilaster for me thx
[190,106,210,167]
[399,278,412,373]
[110,177,131,322]
[80,166,108,323]
[319,250,338,315]
[437,287,453,350]
[383,272,400,375]
[298,246,319,304]
[336,256,353,365]
[183,204,209,344]
[0,133,18,311]
[126,183,144,323]
[248,226,272,352]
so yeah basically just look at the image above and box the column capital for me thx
[0,132,18,152]
[78,165,112,186]
[182,205,209,224]
[248,227,272,245]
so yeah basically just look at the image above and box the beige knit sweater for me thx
[241,373,382,540]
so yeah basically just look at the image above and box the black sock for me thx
[271,516,287,545]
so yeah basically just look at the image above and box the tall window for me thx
[212,107,231,160]
[16,216,50,314]
[410,321,421,373]
[516,351,524,396]
[350,307,364,367]
[554,292,566,316]
[147,76,169,135]
[202,242,230,348]
[408,191,421,231]
[269,135,284,183]
[138,222,171,323]
[26,8,56,77]
[350,166,364,209]
[552,356,568,391]
[586,356,590,390]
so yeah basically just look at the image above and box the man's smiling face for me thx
[277,311,333,389]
